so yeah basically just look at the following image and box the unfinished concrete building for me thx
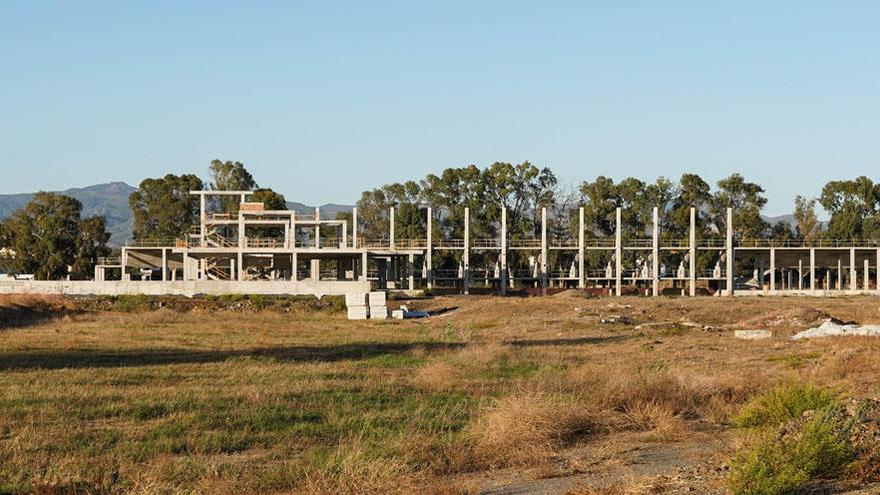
[3,189,880,297]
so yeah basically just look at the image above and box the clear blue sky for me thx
[2,1,878,215]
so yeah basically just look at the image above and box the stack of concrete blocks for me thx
[345,293,369,320]
[368,291,388,319]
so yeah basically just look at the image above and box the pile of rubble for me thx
[792,319,880,340]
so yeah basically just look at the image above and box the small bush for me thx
[729,409,853,495]
[733,382,837,428]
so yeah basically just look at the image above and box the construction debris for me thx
[734,330,772,340]
[391,305,429,320]
[792,319,880,340]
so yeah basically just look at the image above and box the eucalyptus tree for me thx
[129,174,204,241]
[0,192,110,279]
[819,176,880,240]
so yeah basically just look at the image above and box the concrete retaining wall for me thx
[0,280,371,298]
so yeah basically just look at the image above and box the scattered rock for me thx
[792,319,880,340]
[734,330,772,340]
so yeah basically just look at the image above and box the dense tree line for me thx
[7,154,880,281]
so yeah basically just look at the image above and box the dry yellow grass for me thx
[2,293,880,493]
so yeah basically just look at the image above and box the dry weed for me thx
[468,391,599,468]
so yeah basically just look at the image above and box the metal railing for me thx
[126,239,176,247]
[509,239,542,248]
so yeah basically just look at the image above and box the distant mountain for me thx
[0,183,353,246]
[0,182,136,246]
[762,214,797,227]
[286,201,353,218]
[762,214,828,231]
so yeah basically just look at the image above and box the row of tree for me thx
[4,156,880,279]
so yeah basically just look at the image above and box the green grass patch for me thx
[733,382,837,428]
[765,351,821,370]
[480,354,540,380]
[363,353,428,368]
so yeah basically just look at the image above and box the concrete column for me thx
[121,249,129,280]
[182,252,190,281]
[874,249,880,290]
[161,248,168,281]
[837,259,843,290]
[578,206,585,289]
[798,259,803,291]
[408,253,414,291]
[427,207,433,290]
[342,220,347,248]
[284,222,290,249]
[770,248,776,293]
[199,194,206,245]
[850,248,857,291]
[94,265,102,282]
[541,207,548,295]
[810,249,816,294]
[615,207,622,297]
[726,208,734,296]
[352,207,358,248]
[309,259,319,281]
[314,208,320,248]
[463,207,470,294]
[237,251,244,281]
[689,207,696,297]
[361,251,368,281]
[865,258,870,291]
[501,208,508,295]
[291,211,297,248]
[390,207,395,249]
[292,252,298,280]
[652,207,659,297]
[230,258,236,280]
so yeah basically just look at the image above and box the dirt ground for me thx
[2,292,880,494]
